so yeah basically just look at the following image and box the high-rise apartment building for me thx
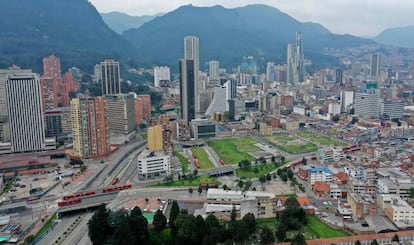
[209,60,219,78]
[105,94,136,135]
[370,53,381,80]
[183,36,200,113]
[286,32,304,83]
[147,125,163,151]
[42,55,62,109]
[61,71,79,107]
[94,64,102,83]
[5,71,45,153]
[340,91,354,113]
[44,107,72,137]
[134,94,151,125]
[154,66,170,88]
[71,97,110,158]
[101,59,121,95]
[40,77,58,110]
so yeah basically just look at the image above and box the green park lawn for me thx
[297,131,347,147]
[236,163,282,178]
[264,134,317,154]
[191,147,215,169]
[207,137,260,164]
[306,215,350,239]
[174,150,189,173]
[152,174,220,187]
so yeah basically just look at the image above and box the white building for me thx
[154,66,170,88]
[209,60,219,78]
[308,168,333,186]
[2,70,46,153]
[136,150,171,180]
[380,101,404,119]
[384,196,414,223]
[354,91,380,118]
[293,105,306,115]
[328,103,341,115]
[340,90,354,113]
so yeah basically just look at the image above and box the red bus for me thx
[111,178,119,186]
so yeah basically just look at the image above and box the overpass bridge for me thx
[57,193,118,213]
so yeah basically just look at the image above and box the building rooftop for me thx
[309,167,333,174]
[137,150,167,159]
[207,189,242,201]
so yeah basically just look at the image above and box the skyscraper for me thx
[370,53,381,80]
[101,59,121,95]
[5,71,45,153]
[286,32,305,83]
[209,60,219,78]
[180,59,196,122]
[71,97,110,158]
[184,36,200,113]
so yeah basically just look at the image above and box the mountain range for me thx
[0,1,377,72]
[374,26,414,48]
[0,0,132,72]
[123,4,373,68]
[101,12,162,34]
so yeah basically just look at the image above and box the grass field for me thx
[264,133,317,154]
[306,215,350,239]
[207,137,260,164]
[152,174,220,187]
[174,151,189,173]
[191,147,215,169]
[257,215,349,240]
[236,163,281,178]
[297,131,347,147]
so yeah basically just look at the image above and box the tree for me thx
[242,213,256,234]
[259,225,275,245]
[169,200,180,226]
[188,187,193,195]
[410,187,414,198]
[280,156,286,162]
[238,180,244,189]
[275,225,286,242]
[266,173,272,182]
[287,169,294,180]
[223,184,228,190]
[354,241,361,245]
[244,179,252,191]
[351,116,358,124]
[193,169,198,177]
[195,215,206,244]
[153,210,167,232]
[371,239,379,245]
[130,206,142,217]
[281,173,288,182]
[198,186,203,195]
[174,213,199,245]
[128,212,149,244]
[392,234,399,242]
[332,115,340,122]
[271,156,276,163]
[228,220,249,244]
[88,204,112,245]
[290,233,306,245]
[230,206,237,222]
[259,175,266,185]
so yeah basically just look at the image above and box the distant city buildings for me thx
[209,60,219,79]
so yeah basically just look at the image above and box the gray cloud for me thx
[90,0,414,36]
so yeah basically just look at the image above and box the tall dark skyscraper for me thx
[101,59,121,95]
[184,36,200,112]
[180,59,195,122]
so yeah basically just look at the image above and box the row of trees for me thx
[238,155,285,169]
[89,201,275,245]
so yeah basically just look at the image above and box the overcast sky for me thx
[90,0,414,37]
